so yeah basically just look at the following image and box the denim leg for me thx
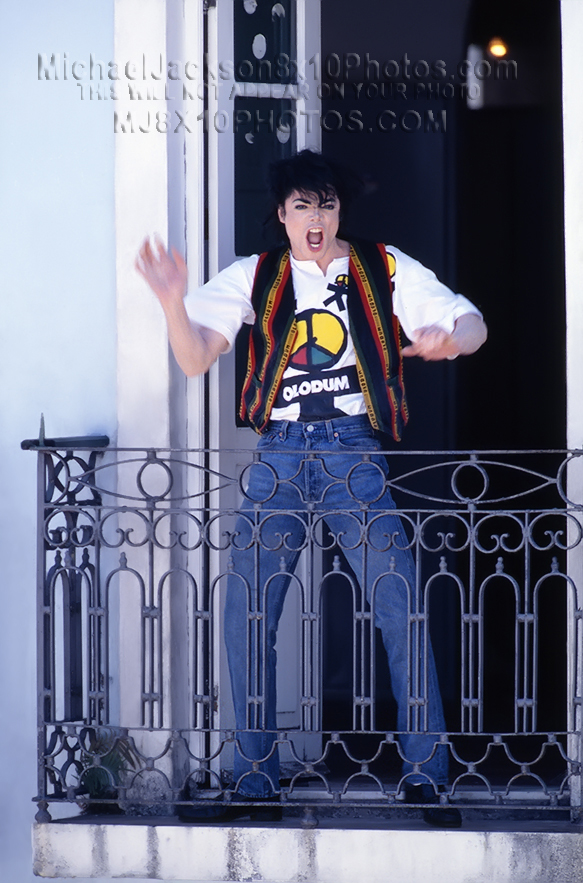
[320,437,449,786]
[224,418,449,795]
[327,514,449,785]
[224,447,306,797]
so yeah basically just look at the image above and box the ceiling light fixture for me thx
[487,37,508,58]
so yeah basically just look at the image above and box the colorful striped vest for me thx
[238,239,409,440]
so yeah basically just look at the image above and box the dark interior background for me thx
[321,0,565,453]
[318,0,567,745]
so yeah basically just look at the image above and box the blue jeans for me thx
[224,415,448,796]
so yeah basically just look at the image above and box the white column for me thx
[561,0,583,813]
[113,0,172,769]
[115,0,170,450]
[296,0,322,151]
[562,2,583,451]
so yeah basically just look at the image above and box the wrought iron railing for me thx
[26,439,583,824]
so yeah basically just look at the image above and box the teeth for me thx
[307,227,323,249]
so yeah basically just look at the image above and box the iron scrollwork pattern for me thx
[33,445,583,821]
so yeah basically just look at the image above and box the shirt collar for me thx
[289,252,349,277]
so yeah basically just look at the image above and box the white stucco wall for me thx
[30,822,583,883]
[2,2,583,882]
[562,0,583,450]
[0,3,117,881]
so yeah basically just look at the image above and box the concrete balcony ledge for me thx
[33,818,583,883]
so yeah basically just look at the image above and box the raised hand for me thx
[135,235,227,376]
[135,236,187,306]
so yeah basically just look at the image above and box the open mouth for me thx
[307,228,323,250]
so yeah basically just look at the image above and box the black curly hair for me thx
[265,149,364,243]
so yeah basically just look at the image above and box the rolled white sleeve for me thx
[183,254,259,350]
[387,246,482,341]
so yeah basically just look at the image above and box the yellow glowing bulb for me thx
[487,38,508,58]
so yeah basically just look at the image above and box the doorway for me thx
[318,0,566,756]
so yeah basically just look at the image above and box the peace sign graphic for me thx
[289,310,347,372]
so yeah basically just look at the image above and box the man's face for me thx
[277,189,341,262]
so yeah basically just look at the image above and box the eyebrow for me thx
[291,195,337,205]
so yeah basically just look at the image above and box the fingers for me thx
[401,326,457,361]
[135,235,188,302]
[402,327,443,359]
[136,236,180,276]
[136,237,156,275]
[170,247,188,275]
[143,236,164,263]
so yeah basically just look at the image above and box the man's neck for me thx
[290,238,350,275]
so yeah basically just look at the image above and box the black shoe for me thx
[403,784,462,829]
[226,795,283,823]
[177,800,231,822]
[178,795,282,824]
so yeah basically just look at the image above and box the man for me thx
[137,150,487,826]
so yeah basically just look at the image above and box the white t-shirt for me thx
[184,246,482,423]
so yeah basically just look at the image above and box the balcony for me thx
[25,439,583,880]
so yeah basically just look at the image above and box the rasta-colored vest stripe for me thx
[238,239,409,440]
[239,249,298,432]
[347,240,409,439]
